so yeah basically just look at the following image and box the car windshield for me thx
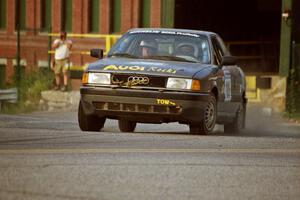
[108,30,211,64]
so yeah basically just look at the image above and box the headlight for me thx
[82,72,111,85]
[167,78,192,90]
[166,78,201,90]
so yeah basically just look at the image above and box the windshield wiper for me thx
[145,55,197,63]
[109,53,138,59]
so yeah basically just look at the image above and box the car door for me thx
[211,35,240,115]
[216,35,244,103]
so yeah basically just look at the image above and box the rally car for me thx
[78,28,247,134]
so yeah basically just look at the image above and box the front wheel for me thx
[189,94,217,135]
[78,101,106,132]
[118,120,137,132]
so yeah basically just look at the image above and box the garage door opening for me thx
[174,0,282,74]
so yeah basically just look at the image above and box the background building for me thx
[0,0,299,112]
[0,0,173,85]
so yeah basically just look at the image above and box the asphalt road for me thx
[0,103,300,200]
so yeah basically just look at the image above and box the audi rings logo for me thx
[127,76,150,86]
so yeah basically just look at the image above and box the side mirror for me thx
[90,49,104,59]
[221,55,237,66]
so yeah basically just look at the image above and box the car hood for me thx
[87,57,212,78]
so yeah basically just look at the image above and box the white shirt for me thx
[53,39,72,60]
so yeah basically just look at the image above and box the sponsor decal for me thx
[223,70,232,102]
[103,65,177,74]
[129,30,160,34]
[156,99,176,106]
[129,30,199,38]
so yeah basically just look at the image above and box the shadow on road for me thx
[1,103,299,139]
[105,103,300,138]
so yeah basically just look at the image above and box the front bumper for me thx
[80,87,210,124]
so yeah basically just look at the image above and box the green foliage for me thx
[286,68,297,114]
[286,43,300,116]
[1,69,54,114]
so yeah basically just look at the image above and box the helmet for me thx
[140,40,157,49]
[176,43,199,57]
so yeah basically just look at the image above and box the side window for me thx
[216,35,228,55]
[211,36,224,65]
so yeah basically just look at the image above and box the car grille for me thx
[111,73,167,88]
[93,102,182,114]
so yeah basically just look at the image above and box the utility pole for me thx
[16,23,21,87]
[16,0,21,88]
[286,0,300,114]
[48,26,52,70]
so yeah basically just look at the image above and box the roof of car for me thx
[127,28,216,37]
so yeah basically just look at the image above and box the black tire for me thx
[189,94,217,135]
[224,103,246,134]
[118,120,137,132]
[78,101,105,132]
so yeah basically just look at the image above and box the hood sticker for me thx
[103,65,177,74]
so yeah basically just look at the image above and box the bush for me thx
[1,68,54,114]
[286,43,300,119]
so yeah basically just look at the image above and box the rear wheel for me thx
[189,94,217,135]
[118,120,137,132]
[78,101,106,132]
[224,103,246,134]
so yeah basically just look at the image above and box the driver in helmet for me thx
[140,40,157,57]
[176,43,198,58]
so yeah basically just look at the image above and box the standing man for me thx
[52,31,72,91]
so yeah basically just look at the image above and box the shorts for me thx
[54,59,69,74]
